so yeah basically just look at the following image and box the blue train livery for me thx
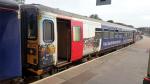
[0,0,22,81]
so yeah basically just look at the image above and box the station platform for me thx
[32,36,150,84]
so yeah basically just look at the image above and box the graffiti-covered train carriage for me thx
[0,1,137,83]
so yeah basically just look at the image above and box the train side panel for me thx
[100,24,135,50]
[83,20,101,56]
[0,7,21,80]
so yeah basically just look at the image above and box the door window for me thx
[43,20,54,43]
[73,26,80,42]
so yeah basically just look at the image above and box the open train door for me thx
[71,20,83,62]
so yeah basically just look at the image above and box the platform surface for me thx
[33,36,150,84]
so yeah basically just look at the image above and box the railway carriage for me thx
[20,4,136,76]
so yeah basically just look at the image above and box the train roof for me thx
[0,0,19,10]
[22,4,136,31]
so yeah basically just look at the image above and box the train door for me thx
[21,6,39,75]
[95,28,102,51]
[57,18,71,63]
[133,31,136,43]
[71,20,83,61]
[39,13,57,67]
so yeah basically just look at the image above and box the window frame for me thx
[43,19,54,43]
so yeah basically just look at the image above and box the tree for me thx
[15,0,25,4]
[107,20,114,23]
[89,14,102,20]
[126,25,134,28]
[115,22,134,28]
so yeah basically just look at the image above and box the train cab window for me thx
[73,26,80,41]
[43,20,54,43]
[28,15,37,39]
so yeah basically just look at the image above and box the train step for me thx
[56,60,71,68]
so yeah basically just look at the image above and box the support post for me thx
[147,49,150,77]
[143,49,150,84]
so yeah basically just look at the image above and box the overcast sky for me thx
[26,0,150,28]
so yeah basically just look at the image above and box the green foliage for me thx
[107,20,114,23]
[15,0,25,4]
[89,14,102,20]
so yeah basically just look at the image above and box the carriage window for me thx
[28,15,37,39]
[73,26,80,41]
[109,32,114,38]
[125,32,128,38]
[43,20,54,43]
[103,31,109,38]
[114,32,118,38]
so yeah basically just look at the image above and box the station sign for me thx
[96,0,111,6]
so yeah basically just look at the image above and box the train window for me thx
[125,32,128,38]
[127,32,129,38]
[43,20,54,43]
[130,32,133,38]
[103,31,109,38]
[118,32,122,38]
[114,32,118,38]
[73,26,80,41]
[28,15,37,39]
[109,31,114,38]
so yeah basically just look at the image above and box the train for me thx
[0,0,138,83]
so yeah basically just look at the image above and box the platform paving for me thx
[32,36,150,84]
